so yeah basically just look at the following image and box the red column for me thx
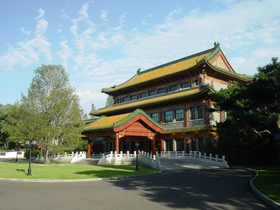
[87,138,91,158]
[115,133,120,154]
[185,138,189,153]
[160,138,163,151]
[152,136,156,156]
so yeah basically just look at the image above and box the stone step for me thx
[74,158,99,165]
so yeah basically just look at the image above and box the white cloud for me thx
[57,41,73,68]
[20,27,31,35]
[0,8,52,72]
[164,6,183,23]
[100,10,108,22]
[77,2,89,20]
[35,8,45,20]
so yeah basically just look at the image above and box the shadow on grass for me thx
[16,169,27,175]
[74,165,156,178]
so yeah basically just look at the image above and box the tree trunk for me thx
[3,140,9,150]
[44,149,50,164]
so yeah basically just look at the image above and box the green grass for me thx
[231,165,280,203]
[0,161,159,180]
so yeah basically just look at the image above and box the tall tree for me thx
[5,65,84,164]
[210,58,280,164]
[0,104,11,150]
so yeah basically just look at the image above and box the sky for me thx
[0,0,279,114]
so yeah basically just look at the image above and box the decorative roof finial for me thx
[137,68,141,75]
[214,42,220,47]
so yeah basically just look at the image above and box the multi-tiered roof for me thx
[90,43,250,117]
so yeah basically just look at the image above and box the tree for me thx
[0,104,11,150]
[210,58,280,164]
[5,65,84,164]
[105,95,114,108]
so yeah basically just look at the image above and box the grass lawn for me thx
[231,165,280,203]
[0,161,159,180]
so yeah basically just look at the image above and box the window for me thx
[169,85,178,92]
[165,140,173,151]
[175,109,184,121]
[190,106,203,120]
[151,113,159,122]
[198,138,204,151]
[176,139,185,151]
[181,82,190,89]
[116,99,120,104]
[140,92,147,98]
[157,88,166,94]
[122,97,129,102]
[130,95,137,100]
[194,79,200,86]
[148,90,156,96]
[164,111,173,123]
[191,138,196,151]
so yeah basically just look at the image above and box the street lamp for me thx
[275,132,280,165]
[25,139,37,176]
[274,131,280,183]
[15,144,20,162]
[135,141,139,171]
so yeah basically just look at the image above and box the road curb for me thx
[232,167,280,210]
[0,171,163,183]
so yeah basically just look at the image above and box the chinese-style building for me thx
[83,43,250,158]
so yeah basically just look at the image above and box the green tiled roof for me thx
[84,109,163,132]
[102,46,216,93]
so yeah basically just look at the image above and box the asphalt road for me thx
[0,168,272,210]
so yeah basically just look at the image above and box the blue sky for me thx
[0,0,279,114]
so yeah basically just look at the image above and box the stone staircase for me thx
[73,158,100,165]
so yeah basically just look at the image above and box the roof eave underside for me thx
[206,61,252,82]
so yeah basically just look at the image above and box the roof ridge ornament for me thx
[214,42,220,47]
[137,68,141,75]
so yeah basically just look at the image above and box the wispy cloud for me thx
[100,10,108,22]
[20,27,31,35]
[57,41,72,69]
[0,8,52,72]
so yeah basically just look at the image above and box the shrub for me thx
[24,149,43,159]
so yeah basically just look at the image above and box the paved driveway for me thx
[0,162,272,210]
[159,158,225,170]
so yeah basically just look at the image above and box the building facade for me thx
[83,43,250,158]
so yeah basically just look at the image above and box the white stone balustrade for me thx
[97,151,161,170]
[156,151,228,168]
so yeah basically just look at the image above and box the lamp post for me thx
[25,139,37,176]
[135,141,139,171]
[275,132,280,164]
[15,144,20,162]
[274,131,280,183]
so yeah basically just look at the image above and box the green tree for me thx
[210,58,280,164]
[105,95,114,108]
[4,65,84,164]
[0,104,11,150]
